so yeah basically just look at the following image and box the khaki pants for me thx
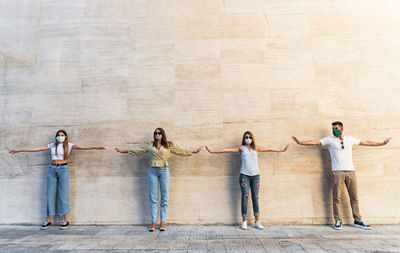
[332,171,362,221]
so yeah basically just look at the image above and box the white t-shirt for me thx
[319,136,360,171]
[48,143,74,161]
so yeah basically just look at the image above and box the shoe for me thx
[60,221,69,230]
[160,222,166,231]
[240,221,248,230]
[254,221,264,230]
[148,222,156,232]
[41,221,52,230]
[334,220,342,230]
[354,220,371,230]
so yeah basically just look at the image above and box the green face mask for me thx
[332,129,341,137]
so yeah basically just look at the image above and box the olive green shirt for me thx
[128,141,192,167]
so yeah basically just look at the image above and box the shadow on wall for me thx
[131,155,150,223]
[39,163,49,224]
[318,146,333,224]
[67,149,150,225]
[228,153,241,223]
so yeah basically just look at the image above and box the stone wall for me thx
[1,0,400,225]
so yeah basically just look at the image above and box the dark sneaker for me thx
[60,221,69,230]
[334,220,342,230]
[41,221,52,230]
[354,220,371,230]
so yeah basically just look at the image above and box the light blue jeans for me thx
[239,173,260,218]
[46,163,70,216]
[148,167,170,222]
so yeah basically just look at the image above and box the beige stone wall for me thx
[1,0,400,225]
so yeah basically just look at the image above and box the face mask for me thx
[154,135,162,141]
[56,136,65,143]
[332,129,341,137]
[245,138,252,145]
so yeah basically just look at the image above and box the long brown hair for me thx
[241,131,256,150]
[55,129,69,160]
[153,127,170,148]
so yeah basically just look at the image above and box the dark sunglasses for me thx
[245,136,252,139]
[340,140,344,149]
[154,132,162,135]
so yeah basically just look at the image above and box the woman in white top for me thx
[206,131,289,230]
[9,130,105,230]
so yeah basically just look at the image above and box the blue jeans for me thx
[46,164,70,216]
[239,173,260,218]
[148,167,170,222]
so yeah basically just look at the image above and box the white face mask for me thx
[154,134,162,141]
[245,138,252,145]
[56,136,65,143]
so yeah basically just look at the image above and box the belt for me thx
[51,163,68,166]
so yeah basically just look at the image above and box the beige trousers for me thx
[332,171,362,221]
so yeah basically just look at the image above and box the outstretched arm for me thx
[192,146,204,154]
[9,145,49,154]
[169,142,200,156]
[205,146,241,154]
[359,138,391,146]
[257,144,289,152]
[72,144,106,150]
[114,148,129,153]
[292,136,321,146]
[116,142,151,156]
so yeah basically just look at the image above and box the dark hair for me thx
[153,127,170,148]
[55,129,69,160]
[241,131,256,150]
[332,121,343,128]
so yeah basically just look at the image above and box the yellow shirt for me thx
[128,141,192,167]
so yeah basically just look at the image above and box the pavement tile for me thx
[299,243,328,253]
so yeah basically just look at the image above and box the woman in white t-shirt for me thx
[9,130,105,230]
[205,131,289,230]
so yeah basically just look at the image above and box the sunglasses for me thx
[154,132,162,135]
[340,140,344,149]
[245,136,252,139]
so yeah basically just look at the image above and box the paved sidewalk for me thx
[0,225,399,252]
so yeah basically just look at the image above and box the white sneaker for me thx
[240,221,248,230]
[254,221,264,230]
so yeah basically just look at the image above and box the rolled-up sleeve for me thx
[320,137,329,147]
[351,136,360,145]
[128,142,151,156]
[169,142,192,156]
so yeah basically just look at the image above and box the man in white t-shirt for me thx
[292,121,391,230]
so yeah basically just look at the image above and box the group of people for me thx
[9,121,391,232]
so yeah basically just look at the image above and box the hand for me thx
[9,150,17,154]
[292,136,300,144]
[383,138,392,145]
[283,144,289,151]
[193,146,204,154]
[114,148,122,153]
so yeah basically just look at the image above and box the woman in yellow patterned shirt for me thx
[115,127,202,232]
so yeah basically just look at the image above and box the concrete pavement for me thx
[0,225,399,252]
